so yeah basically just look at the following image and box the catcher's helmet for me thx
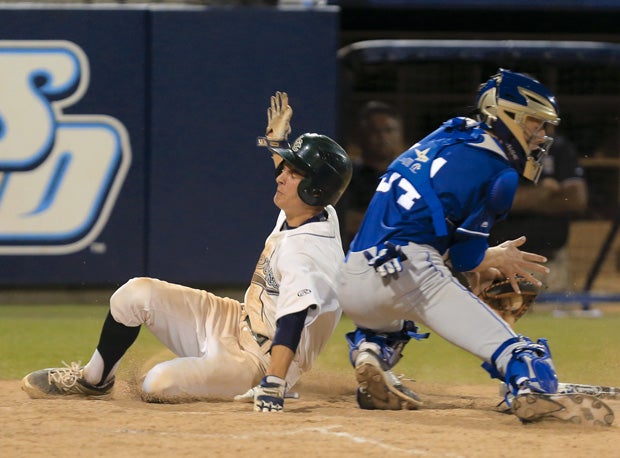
[476,69,560,183]
[269,133,352,207]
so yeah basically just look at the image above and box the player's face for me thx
[274,163,306,211]
[523,116,547,151]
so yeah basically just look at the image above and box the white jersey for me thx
[112,205,344,399]
[244,205,343,384]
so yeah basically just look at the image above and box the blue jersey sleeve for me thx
[487,169,519,216]
[449,237,488,272]
[450,169,519,271]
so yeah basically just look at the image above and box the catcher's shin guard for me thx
[483,336,558,403]
[345,321,429,369]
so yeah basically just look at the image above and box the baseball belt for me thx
[244,315,270,347]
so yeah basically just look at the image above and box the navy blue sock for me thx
[96,311,140,384]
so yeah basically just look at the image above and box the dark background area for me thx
[332,1,620,219]
[336,3,620,45]
[0,1,618,290]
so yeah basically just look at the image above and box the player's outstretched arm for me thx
[474,236,548,293]
[234,309,307,412]
[233,345,295,412]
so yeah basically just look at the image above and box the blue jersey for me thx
[349,117,519,272]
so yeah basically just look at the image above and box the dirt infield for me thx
[3,370,619,458]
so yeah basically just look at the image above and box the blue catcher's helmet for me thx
[476,69,560,183]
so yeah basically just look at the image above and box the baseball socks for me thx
[83,311,140,386]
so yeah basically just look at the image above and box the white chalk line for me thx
[104,424,464,457]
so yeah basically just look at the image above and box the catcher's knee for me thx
[345,321,429,369]
[483,336,558,397]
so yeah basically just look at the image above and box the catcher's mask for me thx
[269,133,352,207]
[476,69,560,183]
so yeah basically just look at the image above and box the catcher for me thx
[339,70,614,426]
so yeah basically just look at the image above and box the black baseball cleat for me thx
[354,349,422,410]
[21,361,114,399]
[511,392,614,426]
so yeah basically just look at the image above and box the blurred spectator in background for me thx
[337,101,406,249]
[490,127,588,291]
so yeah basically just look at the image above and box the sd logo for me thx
[0,41,131,255]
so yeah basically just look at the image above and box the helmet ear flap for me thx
[298,176,324,207]
[477,86,499,127]
[309,187,323,199]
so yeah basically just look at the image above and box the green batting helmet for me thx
[269,133,352,207]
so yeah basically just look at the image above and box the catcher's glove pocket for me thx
[479,276,540,323]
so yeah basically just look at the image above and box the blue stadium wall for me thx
[0,5,340,287]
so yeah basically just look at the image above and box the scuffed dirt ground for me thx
[2,370,619,458]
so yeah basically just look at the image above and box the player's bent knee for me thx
[110,277,155,325]
[141,364,183,402]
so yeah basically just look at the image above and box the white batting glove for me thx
[234,375,297,412]
[253,375,286,412]
[363,242,408,278]
[234,384,298,404]
[233,386,258,403]
[266,91,293,141]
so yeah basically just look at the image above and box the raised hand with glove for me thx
[257,90,293,153]
[266,91,292,141]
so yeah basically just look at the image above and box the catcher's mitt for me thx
[478,277,540,324]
